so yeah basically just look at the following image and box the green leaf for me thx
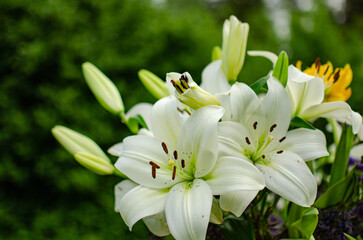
[286,204,319,239]
[289,117,316,130]
[127,114,148,134]
[250,75,269,93]
[329,124,354,187]
[272,51,289,87]
[220,215,256,240]
[314,166,356,208]
[344,233,357,240]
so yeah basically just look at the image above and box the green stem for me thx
[327,118,340,146]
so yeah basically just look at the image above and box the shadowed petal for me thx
[143,212,170,237]
[220,190,259,217]
[201,60,231,95]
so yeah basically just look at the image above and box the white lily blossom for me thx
[115,96,265,240]
[287,65,362,134]
[217,77,329,207]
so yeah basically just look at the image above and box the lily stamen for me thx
[270,124,277,132]
[162,142,168,154]
[172,166,176,180]
[279,136,286,142]
[253,121,258,129]
[173,150,178,160]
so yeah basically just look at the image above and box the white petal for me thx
[300,101,352,123]
[201,60,230,95]
[177,106,224,178]
[125,102,153,128]
[220,190,259,217]
[165,180,212,240]
[115,135,184,188]
[205,156,265,195]
[114,180,138,212]
[218,121,255,156]
[259,77,291,139]
[143,212,170,237]
[256,151,317,207]
[247,50,278,66]
[351,111,362,134]
[215,92,233,121]
[229,82,260,123]
[351,144,363,161]
[358,124,363,141]
[120,185,168,230]
[287,66,324,116]
[279,128,329,161]
[151,96,187,148]
[108,142,123,157]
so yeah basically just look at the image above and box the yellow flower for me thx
[296,58,352,102]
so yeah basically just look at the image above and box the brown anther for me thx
[262,155,265,159]
[149,161,160,169]
[177,107,184,114]
[315,57,321,68]
[333,69,341,83]
[172,166,176,180]
[323,65,330,76]
[161,142,168,154]
[279,136,286,142]
[253,121,258,130]
[245,137,251,145]
[151,165,156,179]
[173,150,178,160]
[180,78,190,90]
[171,80,183,94]
[180,74,188,82]
[277,150,283,154]
[270,124,277,132]
[181,159,185,168]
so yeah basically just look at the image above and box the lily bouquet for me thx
[52,16,363,240]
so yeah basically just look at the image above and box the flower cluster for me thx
[52,15,363,239]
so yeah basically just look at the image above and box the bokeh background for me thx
[1,0,363,238]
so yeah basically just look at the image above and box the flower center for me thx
[148,141,193,181]
[171,74,190,95]
[243,122,286,164]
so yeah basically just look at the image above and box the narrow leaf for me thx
[329,124,354,187]
[289,117,316,130]
[250,75,269,93]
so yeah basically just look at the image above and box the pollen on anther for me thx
[173,150,178,160]
[279,136,286,142]
[270,124,277,132]
[253,121,258,130]
[151,165,156,179]
[161,142,168,154]
[181,159,185,168]
[245,137,251,145]
[277,150,283,154]
[262,155,265,159]
[172,166,176,180]
[149,161,160,169]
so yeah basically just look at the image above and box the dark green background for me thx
[1,0,362,238]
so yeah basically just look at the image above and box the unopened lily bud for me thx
[51,125,109,161]
[222,15,249,82]
[167,72,220,110]
[74,152,115,175]
[138,69,169,99]
[82,62,124,115]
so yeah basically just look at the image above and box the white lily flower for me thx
[115,96,265,240]
[287,65,362,134]
[218,77,329,207]
[166,72,220,110]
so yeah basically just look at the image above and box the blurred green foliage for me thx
[0,0,362,239]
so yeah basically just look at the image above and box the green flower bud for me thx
[167,72,220,110]
[211,46,222,62]
[74,152,115,175]
[138,69,169,99]
[82,62,124,115]
[222,15,249,82]
[51,125,109,161]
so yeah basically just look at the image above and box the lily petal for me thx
[151,96,187,148]
[205,156,265,195]
[279,128,329,161]
[165,179,212,240]
[247,50,278,66]
[143,211,170,237]
[256,150,317,207]
[259,77,291,139]
[177,106,224,178]
[115,135,184,188]
[108,142,124,157]
[120,185,168,230]
[201,60,230,95]
[220,190,259,217]
[114,180,138,212]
